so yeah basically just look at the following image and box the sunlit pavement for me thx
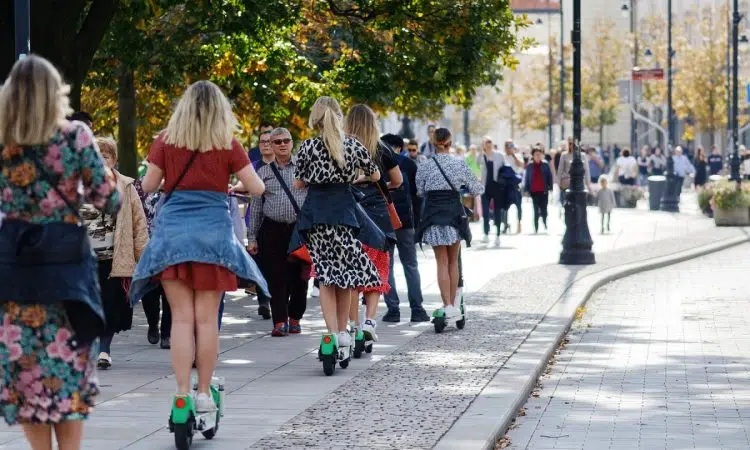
[0,193,730,449]
[507,243,750,450]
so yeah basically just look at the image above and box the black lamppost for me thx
[14,0,30,60]
[623,1,639,151]
[660,0,680,212]
[560,0,565,142]
[398,117,415,139]
[729,0,742,186]
[559,0,595,266]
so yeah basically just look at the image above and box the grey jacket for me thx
[597,187,616,213]
[556,151,591,190]
[475,151,506,186]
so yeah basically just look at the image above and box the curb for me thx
[434,232,750,450]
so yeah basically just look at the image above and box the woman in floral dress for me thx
[0,56,120,449]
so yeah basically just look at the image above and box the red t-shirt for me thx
[531,162,545,193]
[148,134,250,193]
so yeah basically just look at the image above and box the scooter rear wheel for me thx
[339,358,350,369]
[322,357,335,376]
[353,339,364,358]
[456,318,466,330]
[174,422,193,450]
[433,318,447,333]
[365,343,373,354]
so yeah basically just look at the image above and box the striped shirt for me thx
[247,158,307,244]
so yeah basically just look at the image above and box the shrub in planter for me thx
[712,182,750,226]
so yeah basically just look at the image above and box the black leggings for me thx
[530,192,549,231]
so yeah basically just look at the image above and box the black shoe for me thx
[410,308,430,322]
[382,309,400,322]
[147,325,159,345]
[258,304,271,320]
[160,336,171,349]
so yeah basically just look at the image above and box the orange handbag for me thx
[376,183,402,230]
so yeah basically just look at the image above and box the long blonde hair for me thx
[164,80,240,152]
[345,104,380,158]
[308,96,345,165]
[0,55,72,146]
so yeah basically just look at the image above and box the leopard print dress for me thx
[295,136,381,289]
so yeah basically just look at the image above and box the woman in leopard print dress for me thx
[293,96,382,350]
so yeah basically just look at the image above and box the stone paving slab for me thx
[506,243,750,450]
[0,198,728,449]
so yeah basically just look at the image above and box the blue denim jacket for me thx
[129,190,269,306]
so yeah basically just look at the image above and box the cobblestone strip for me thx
[507,243,750,450]
[251,228,750,449]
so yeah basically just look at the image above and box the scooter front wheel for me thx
[456,318,466,330]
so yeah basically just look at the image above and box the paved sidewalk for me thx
[0,200,733,449]
[506,244,750,450]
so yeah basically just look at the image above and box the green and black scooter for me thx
[169,374,224,449]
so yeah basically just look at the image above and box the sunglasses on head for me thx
[272,138,292,145]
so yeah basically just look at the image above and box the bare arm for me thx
[235,164,265,196]
[141,162,164,193]
[386,166,402,189]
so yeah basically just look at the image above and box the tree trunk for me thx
[118,67,138,178]
[599,122,604,149]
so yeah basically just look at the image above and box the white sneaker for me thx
[494,235,501,246]
[311,286,320,298]
[97,352,112,370]
[362,319,378,342]
[443,305,460,320]
[481,235,489,244]
[194,392,217,413]
[337,331,351,348]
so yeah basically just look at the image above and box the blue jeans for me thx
[384,228,425,313]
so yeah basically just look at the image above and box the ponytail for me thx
[321,108,345,166]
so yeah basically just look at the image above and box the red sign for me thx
[632,68,664,81]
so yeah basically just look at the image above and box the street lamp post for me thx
[730,0,742,186]
[14,0,30,60]
[560,0,565,142]
[660,0,680,212]
[559,0,595,266]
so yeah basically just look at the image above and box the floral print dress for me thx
[0,121,120,425]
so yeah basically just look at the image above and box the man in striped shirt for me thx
[247,128,309,336]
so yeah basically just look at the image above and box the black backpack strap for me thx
[432,157,458,192]
[269,162,301,215]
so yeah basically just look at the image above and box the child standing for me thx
[597,176,616,233]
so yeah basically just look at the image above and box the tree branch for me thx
[73,0,119,82]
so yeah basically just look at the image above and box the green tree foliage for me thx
[5,1,527,168]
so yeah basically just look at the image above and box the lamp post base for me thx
[659,175,681,213]
[559,189,595,265]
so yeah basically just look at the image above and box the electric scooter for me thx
[432,249,466,333]
[169,374,225,449]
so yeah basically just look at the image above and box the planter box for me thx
[714,206,750,226]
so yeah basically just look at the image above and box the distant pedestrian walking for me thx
[524,145,553,233]
[597,176,616,234]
